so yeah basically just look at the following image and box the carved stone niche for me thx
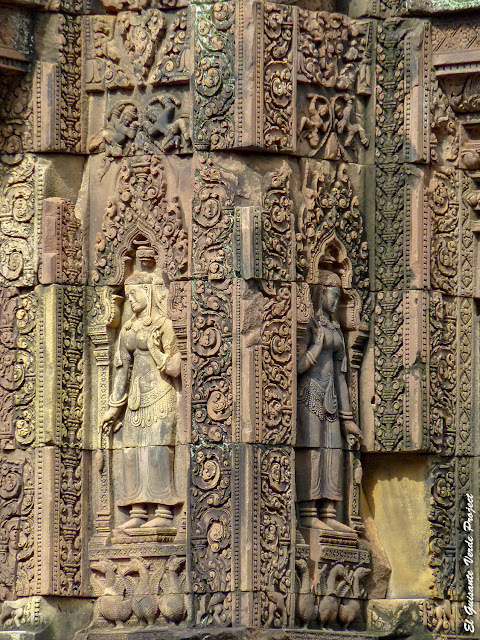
[295,235,372,632]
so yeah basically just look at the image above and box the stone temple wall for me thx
[0,0,479,638]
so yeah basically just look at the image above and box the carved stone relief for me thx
[0,0,479,638]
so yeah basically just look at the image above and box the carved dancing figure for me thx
[102,269,182,530]
[145,97,192,153]
[296,271,361,533]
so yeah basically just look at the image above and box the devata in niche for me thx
[102,255,182,530]
[296,270,361,533]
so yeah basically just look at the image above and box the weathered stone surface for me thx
[0,0,480,639]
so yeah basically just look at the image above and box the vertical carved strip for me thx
[0,156,37,287]
[191,280,232,444]
[87,288,113,540]
[428,456,472,605]
[259,447,294,628]
[428,167,459,295]
[192,157,236,280]
[190,445,232,625]
[374,20,406,451]
[261,163,295,282]
[58,448,83,595]
[2,449,35,598]
[429,292,457,455]
[373,291,404,451]
[460,173,474,297]
[41,199,84,286]
[457,298,472,455]
[62,287,85,449]
[260,282,294,446]
[375,20,405,291]
[263,3,295,151]
[59,16,84,153]
[194,2,235,150]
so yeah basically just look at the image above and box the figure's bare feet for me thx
[140,516,172,529]
[322,518,355,534]
[118,517,147,530]
[300,516,333,530]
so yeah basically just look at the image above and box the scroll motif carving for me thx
[192,157,236,279]
[194,2,235,150]
[0,156,37,287]
[152,10,190,85]
[260,282,293,445]
[191,445,232,624]
[92,155,188,285]
[263,3,294,151]
[428,168,459,295]
[262,163,294,282]
[0,289,36,450]
[12,292,35,448]
[100,0,187,12]
[429,293,456,455]
[117,10,166,85]
[259,448,292,628]
[0,450,34,600]
[85,10,190,93]
[297,11,366,91]
[428,457,471,601]
[191,280,232,443]
[0,73,32,155]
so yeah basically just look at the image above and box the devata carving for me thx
[102,264,182,530]
[296,271,361,533]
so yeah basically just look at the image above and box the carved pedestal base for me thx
[88,543,187,631]
[82,628,396,640]
[110,528,177,546]
[298,529,371,631]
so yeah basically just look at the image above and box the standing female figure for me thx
[102,270,182,529]
[296,271,361,533]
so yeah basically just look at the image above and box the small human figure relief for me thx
[102,246,182,537]
[296,270,362,534]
